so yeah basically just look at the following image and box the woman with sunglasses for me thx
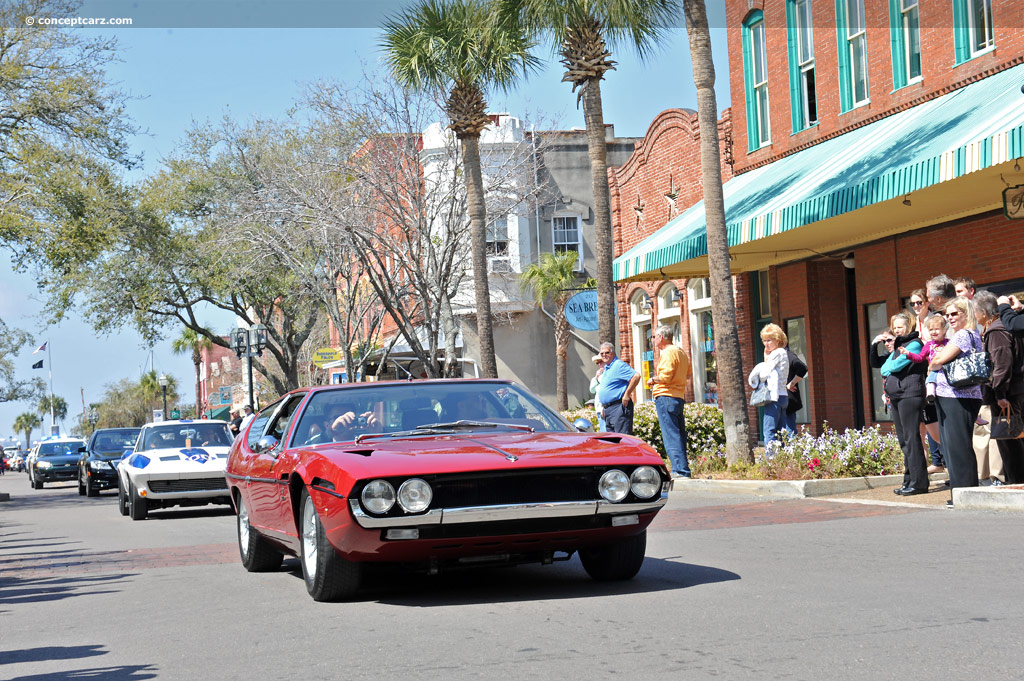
[928,296,983,498]
[909,289,945,474]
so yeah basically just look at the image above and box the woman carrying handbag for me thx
[928,296,984,497]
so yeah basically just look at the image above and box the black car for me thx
[78,427,140,497]
[28,438,88,488]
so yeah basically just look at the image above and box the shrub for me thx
[561,401,727,467]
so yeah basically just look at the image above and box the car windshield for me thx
[92,429,140,452]
[142,423,232,450]
[37,441,86,457]
[291,382,570,446]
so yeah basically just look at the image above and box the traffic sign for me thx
[170,409,181,419]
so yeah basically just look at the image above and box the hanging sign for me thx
[1004,184,1024,219]
[564,290,599,331]
[312,347,341,367]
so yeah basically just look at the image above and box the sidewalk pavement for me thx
[673,472,1024,512]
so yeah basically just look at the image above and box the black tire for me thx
[78,473,86,496]
[31,473,42,490]
[237,495,283,572]
[579,530,647,581]
[299,489,361,602]
[85,474,98,497]
[117,479,129,516]
[128,479,148,521]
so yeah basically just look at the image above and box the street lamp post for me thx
[87,408,98,435]
[158,373,169,420]
[229,324,268,408]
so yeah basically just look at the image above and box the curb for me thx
[673,472,947,499]
[953,485,1024,511]
[0,492,9,502]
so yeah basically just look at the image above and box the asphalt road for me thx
[3,473,1024,681]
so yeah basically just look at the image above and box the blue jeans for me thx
[784,411,798,434]
[655,395,689,476]
[762,394,789,444]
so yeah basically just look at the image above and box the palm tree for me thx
[382,0,539,378]
[13,412,41,449]
[682,0,751,462]
[510,0,679,347]
[139,370,178,418]
[37,394,67,429]
[172,327,213,417]
[521,251,584,410]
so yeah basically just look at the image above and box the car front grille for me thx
[429,468,600,508]
[148,477,228,493]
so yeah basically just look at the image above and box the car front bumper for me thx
[34,464,78,482]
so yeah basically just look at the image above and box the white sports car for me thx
[117,420,234,520]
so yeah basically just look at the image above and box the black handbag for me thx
[943,333,992,388]
[990,405,1024,440]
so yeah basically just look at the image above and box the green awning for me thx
[206,405,231,421]
[614,63,1024,282]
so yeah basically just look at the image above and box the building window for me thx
[836,0,869,111]
[866,302,892,423]
[953,0,994,63]
[757,270,771,319]
[785,317,811,424]
[486,215,508,256]
[889,0,921,89]
[787,0,818,131]
[688,279,718,405]
[552,214,581,269]
[742,11,771,150]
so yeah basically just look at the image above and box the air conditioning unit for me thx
[488,256,513,274]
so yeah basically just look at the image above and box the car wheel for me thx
[128,480,148,521]
[85,474,98,497]
[579,530,647,581]
[237,495,283,572]
[299,489,361,602]
[117,479,129,516]
[31,472,42,490]
[78,472,86,496]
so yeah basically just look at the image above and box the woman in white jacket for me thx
[756,323,791,444]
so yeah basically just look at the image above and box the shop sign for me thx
[312,347,341,367]
[564,290,599,331]
[1004,184,1024,220]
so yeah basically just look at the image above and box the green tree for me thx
[0,319,44,404]
[37,394,67,427]
[172,327,213,414]
[382,0,539,378]
[521,251,585,411]
[0,0,137,273]
[509,0,679,346]
[682,0,751,462]
[13,411,41,449]
[140,370,178,416]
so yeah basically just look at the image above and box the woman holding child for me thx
[869,312,929,495]
[927,296,983,493]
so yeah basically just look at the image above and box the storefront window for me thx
[866,302,892,423]
[688,278,717,405]
[785,317,810,424]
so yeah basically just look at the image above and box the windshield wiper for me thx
[353,420,534,444]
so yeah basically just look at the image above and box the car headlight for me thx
[360,479,396,514]
[630,466,661,499]
[36,460,52,469]
[397,478,432,513]
[89,460,111,471]
[598,469,630,502]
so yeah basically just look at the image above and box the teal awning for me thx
[614,63,1024,282]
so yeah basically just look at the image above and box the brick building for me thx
[612,0,1024,439]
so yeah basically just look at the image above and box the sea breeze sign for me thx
[564,290,599,331]
[1005,184,1024,220]
[312,347,341,367]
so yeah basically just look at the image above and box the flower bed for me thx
[562,403,904,481]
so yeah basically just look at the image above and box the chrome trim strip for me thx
[443,501,597,524]
[349,499,443,527]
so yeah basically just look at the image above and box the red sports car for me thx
[226,379,670,601]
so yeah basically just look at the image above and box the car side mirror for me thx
[573,417,595,433]
[78,446,87,453]
[253,435,280,454]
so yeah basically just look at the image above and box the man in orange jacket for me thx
[647,324,692,478]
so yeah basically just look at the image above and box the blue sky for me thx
[0,10,730,444]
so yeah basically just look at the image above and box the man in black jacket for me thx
[997,294,1024,331]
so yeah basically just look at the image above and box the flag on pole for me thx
[32,360,43,369]
[33,342,47,354]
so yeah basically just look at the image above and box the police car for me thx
[116,419,234,520]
